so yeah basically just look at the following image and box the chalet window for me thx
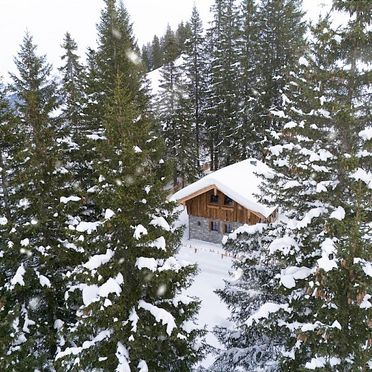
[224,195,233,206]
[224,223,234,233]
[210,221,220,232]
[210,194,219,204]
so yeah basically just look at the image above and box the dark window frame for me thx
[224,223,234,233]
[209,194,219,204]
[210,221,220,232]
[224,195,233,206]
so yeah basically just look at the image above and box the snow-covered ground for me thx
[175,208,233,369]
[177,240,233,368]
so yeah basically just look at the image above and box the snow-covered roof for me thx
[172,159,277,219]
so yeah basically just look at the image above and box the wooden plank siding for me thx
[185,189,264,225]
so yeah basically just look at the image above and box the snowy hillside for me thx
[146,55,186,97]
[147,67,162,96]
[177,240,233,369]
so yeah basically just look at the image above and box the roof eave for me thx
[174,184,278,220]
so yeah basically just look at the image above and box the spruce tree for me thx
[157,27,198,187]
[96,0,144,99]
[78,0,147,221]
[151,35,163,69]
[213,37,333,371]
[216,3,371,369]
[0,80,21,366]
[59,32,84,140]
[141,43,153,72]
[57,75,203,371]
[173,90,200,187]
[161,26,179,65]
[235,0,261,160]
[56,1,204,369]
[59,32,86,187]
[0,33,81,369]
[183,5,207,173]
[293,2,372,368]
[0,81,18,222]
[213,223,284,371]
[254,0,306,159]
[82,47,104,136]
[175,21,192,54]
[205,0,241,169]
[67,46,109,226]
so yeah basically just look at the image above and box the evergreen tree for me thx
[59,32,87,190]
[0,80,21,366]
[173,89,200,187]
[0,33,80,369]
[59,32,84,139]
[0,81,18,222]
[57,75,203,371]
[254,0,306,159]
[216,3,371,369]
[141,42,153,72]
[235,0,261,160]
[56,1,204,369]
[147,21,192,73]
[161,25,179,65]
[151,35,163,69]
[205,0,241,170]
[78,0,147,220]
[289,2,372,368]
[157,25,197,187]
[82,47,104,135]
[213,223,284,371]
[175,21,192,54]
[95,0,144,99]
[183,5,207,173]
[73,47,108,224]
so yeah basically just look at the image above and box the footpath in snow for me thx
[177,238,233,369]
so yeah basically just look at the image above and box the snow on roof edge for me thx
[171,159,277,219]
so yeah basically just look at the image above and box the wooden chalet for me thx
[172,159,278,243]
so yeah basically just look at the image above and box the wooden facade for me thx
[180,186,275,225]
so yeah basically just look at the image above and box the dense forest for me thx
[0,0,371,370]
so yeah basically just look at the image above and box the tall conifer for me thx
[0,33,80,369]
[157,26,188,187]
[59,32,87,191]
[151,35,163,70]
[216,2,371,369]
[254,0,306,158]
[236,0,261,160]
[205,0,241,169]
[183,6,207,173]
[0,82,18,222]
[56,1,204,369]
[59,32,84,138]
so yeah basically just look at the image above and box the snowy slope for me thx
[146,55,186,97]
[177,240,233,369]
[146,67,162,96]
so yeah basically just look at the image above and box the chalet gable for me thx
[177,184,268,222]
[172,159,277,220]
